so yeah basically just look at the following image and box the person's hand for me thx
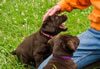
[43,5,61,21]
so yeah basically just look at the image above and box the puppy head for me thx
[41,15,68,36]
[48,34,80,56]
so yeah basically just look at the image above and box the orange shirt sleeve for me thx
[57,0,100,30]
[57,0,91,12]
[89,0,100,30]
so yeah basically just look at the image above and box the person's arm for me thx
[43,0,91,21]
[58,0,91,12]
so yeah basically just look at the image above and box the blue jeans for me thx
[38,28,100,69]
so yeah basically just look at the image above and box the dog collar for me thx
[41,31,54,38]
[53,54,72,59]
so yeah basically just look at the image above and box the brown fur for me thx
[43,34,80,69]
[11,15,68,68]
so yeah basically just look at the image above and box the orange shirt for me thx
[57,0,100,31]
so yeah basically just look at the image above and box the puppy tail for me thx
[11,50,16,55]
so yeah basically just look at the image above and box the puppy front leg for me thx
[34,54,44,68]
[34,46,52,68]
[19,55,30,68]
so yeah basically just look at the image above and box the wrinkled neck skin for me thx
[36,30,51,42]
[38,27,54,40]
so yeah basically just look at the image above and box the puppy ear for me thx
[48,38,54,48]
[48,36,56,48]
[66,40,75,52]
[48,39,53,45]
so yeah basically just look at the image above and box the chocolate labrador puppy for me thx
[11,15,68,68]
[43,34,80,69]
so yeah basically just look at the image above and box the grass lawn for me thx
[0,0,93,69]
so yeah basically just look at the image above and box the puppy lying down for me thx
[43,34,80,69]
[11,15,68,68]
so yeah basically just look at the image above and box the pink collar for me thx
[41,31,54,38]
[53,54,72,59]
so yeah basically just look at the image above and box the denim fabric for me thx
[38,28,100,69]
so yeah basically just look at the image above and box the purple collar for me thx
[53,54,72,59]
[41,31,54,38]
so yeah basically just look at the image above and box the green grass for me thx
[0,0,93,69]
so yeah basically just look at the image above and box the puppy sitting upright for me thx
[11,15,68,68]
[43,34,80,69]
